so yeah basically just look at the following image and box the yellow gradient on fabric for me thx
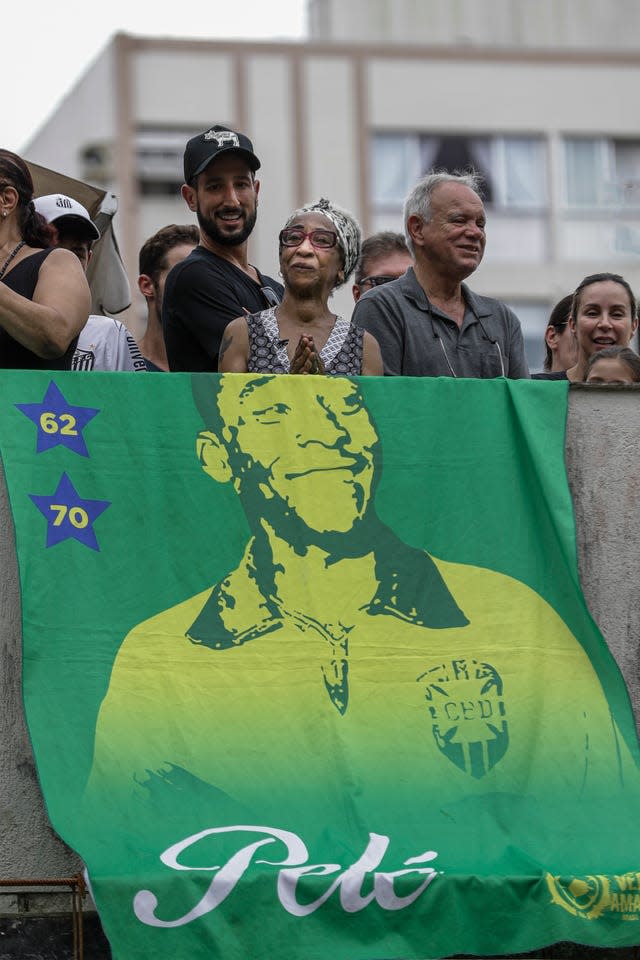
[89,557,634,822]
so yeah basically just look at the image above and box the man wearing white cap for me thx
[34,194,146,372]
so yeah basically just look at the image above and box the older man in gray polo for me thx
[352,173,529,378]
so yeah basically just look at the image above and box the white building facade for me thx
[25,0,640,368]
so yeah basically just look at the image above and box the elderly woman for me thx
[0,149,90,368]
[219,198,383,375]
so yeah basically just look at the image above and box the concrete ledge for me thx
[566,386,640,731]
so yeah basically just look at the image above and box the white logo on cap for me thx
[204,129,240,148]
[56,197,73,208]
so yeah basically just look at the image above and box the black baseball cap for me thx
[183,125,261,183]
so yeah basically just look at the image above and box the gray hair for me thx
[403,172,484,255]
[283,198,361,287]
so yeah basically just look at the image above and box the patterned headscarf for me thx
[284,198,361,287]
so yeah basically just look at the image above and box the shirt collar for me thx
[401,268,492,320]
[186,523,468,650]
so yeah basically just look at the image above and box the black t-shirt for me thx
[162,246,283,372]
[144,357,164,372]
[531,371,569,381]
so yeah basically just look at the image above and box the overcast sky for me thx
[6,0,307,154]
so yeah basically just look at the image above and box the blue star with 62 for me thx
[16,381,100,457]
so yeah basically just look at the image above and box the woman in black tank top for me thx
[0,150,91,369]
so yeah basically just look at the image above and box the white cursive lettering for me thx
[133,824,439,928]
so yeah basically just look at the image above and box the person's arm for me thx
[218,317,250,372]
[361,331,384,376]
[504,308,530,380]
[0,248,90,358]
[352,293,404,376]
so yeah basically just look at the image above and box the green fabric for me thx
[2,370,640,960]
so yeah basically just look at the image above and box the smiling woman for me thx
[564,273,639,382]
[218,198,383,376]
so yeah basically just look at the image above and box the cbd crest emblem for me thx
[417,658,508,778]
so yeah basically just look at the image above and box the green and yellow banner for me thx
[2,371,640,959]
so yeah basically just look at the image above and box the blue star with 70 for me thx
[30,473,111,551]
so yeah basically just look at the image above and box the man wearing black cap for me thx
[163,125,283,372]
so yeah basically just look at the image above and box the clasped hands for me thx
[290,334,326,375]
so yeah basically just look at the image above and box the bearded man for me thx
[163,126,283,371]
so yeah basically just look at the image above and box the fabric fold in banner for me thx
[1,371,639,960]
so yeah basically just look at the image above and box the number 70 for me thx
[49,504,89,528]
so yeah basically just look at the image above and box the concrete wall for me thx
[0,458,84,916]
[0,385,639,953]
[566,386,640,730]
[310,0,640,49]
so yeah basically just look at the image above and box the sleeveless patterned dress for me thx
[246,307,364,375]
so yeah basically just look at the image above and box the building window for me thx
[81,143,113,183]
[564,137,640,208]
[495,137,547,209]
[370,132,548,261]
[372,133,547,208]
[561,137,640,259]
[135,128,202,194]
[371,134,422,207]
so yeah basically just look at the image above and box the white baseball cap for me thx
[34,194,100,241]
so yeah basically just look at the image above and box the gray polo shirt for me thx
[352,268,529,379]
